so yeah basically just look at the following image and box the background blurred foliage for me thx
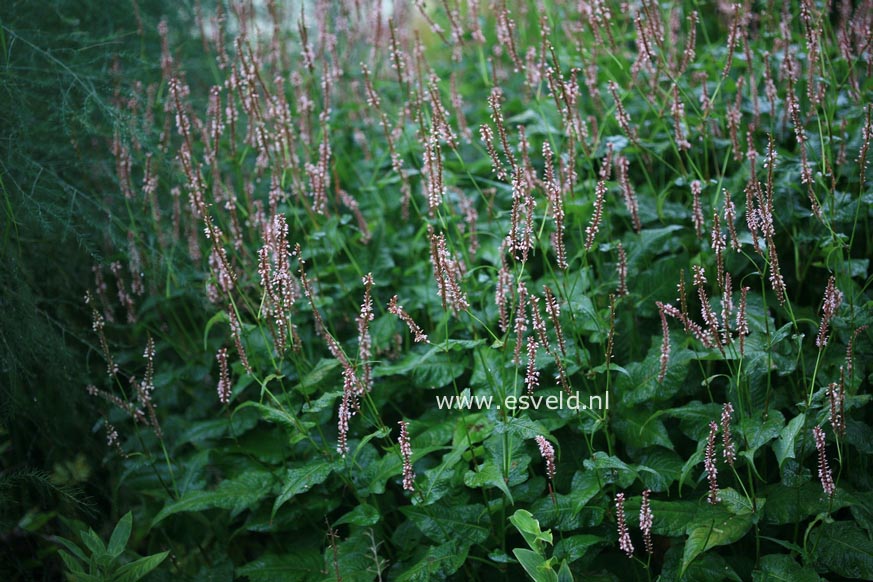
[0,1,191,577]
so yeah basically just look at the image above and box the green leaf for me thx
[569,471,602,516]
[763,483,850,525]
[774,413,805,468]
[647,501,698,537]
[395,542,469,581]
[465,461,513,503]
[510,509,553,554]
[513,548,558,582]
[402,504,489,545]
[297,358,341,395]
[739,411,784,460]
[681,505,755,575]
[203,310,227,351]
[272,460,333,517]
[557,560,573,582]
[107,512,132,558]
[494,416,551,441]
[718,487,765,517]
[411,353,465,388]
[813,521,873,579]
[113,551,169,582]
[153,470,274,525]
[333,503,380,527]
[54,535,88,563]
[58,550,85,576]
[235,401,302,431]
[553,535,603,564]
[753,554,823,582]
[612,409,673,450]
[236,550,323,582]
[79,528,107,559]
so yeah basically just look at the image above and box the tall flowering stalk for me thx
[398,421,415,492]
[656,301,670,383]
[387,296,428,343]
[816,276,843,348]
[357,274,375,394]
[513,281,528,366]
[616,242,628,296]
[585,180,607,251]
[616,156,641,233]
[525,338,539,395]
[691,180,705,240]
[429,230,469,314]
[736,287,750,357]
[828,383,846,437]
[615,493,634,558]
[721,403,735,466]
[543,286,566,358]
[813,426,836,498]
[535,435,556,480]
[337,367,357,457]
[705,421,719,504]
[640,489,653,555]
[216,347,231,405]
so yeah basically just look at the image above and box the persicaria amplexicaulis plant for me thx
[58,2,873,580]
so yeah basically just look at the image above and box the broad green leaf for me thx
[107,512,132,558]
[411,352,465,387]
[557,560,573,582]
[323,523,376,582]
[645,501,697,537]
[395,542,469,581]
[569,471,602,516]
[510,509,553,554]
[465,461,513,503]
[113,551,169,582]
[296,358,341,395]
[762,483,850,525]
[636,447,684,492]
[773,413,805,467]
[718,487,765,517]
[553,535,603,564]
[301,390,342,414]
[272,460,333,517]
[739,411,784,460]
[753,554,823,582]
[153,470,274,525]
[616,344,695,406]
[333,503,380,527]
[402,504,489,545]
[513,548,558,582]
[353,426,391,460]
[813,521,873,579]
[612,409,673,450]
[667,402,724,441]
[682,551,743,582]
[681,505,755,575]
[236,550,323,582]
[234,401,302,432]
[583,452,653,488]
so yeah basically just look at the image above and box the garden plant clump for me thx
[3,0,873,580]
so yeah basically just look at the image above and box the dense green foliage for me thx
[3,0,873,580]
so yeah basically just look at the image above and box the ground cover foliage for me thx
[3,0,873,580]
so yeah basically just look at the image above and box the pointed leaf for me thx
[272,460,333,518]
[108,512,133,558]
[113,551,169,582]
